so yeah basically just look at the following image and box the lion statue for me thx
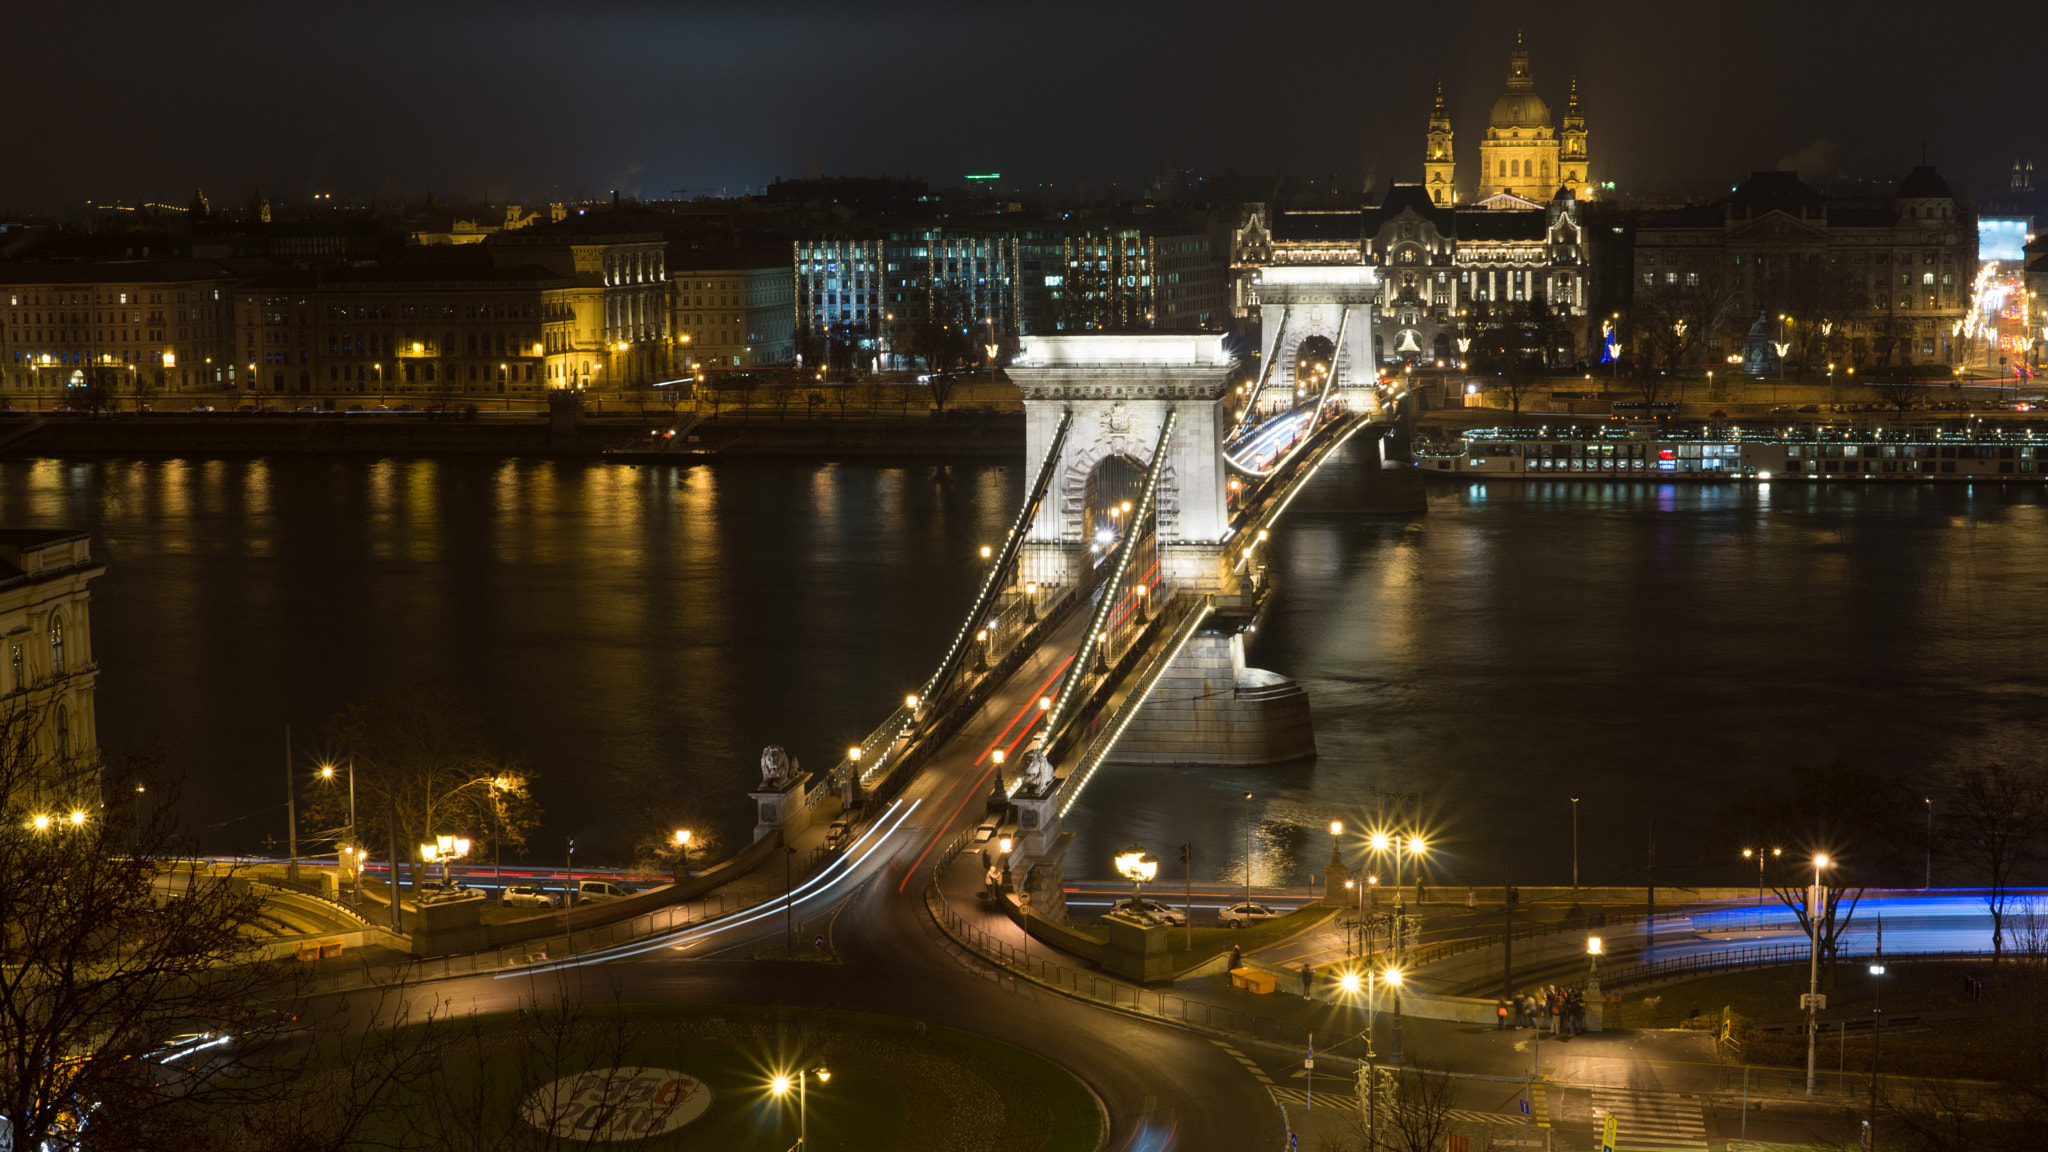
[1019,748,1055,791]
[759,745,802,790]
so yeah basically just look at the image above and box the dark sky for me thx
[10,0,2042,213]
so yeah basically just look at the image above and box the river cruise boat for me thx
[1415,424,2048,481]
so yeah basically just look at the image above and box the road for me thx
[316,598,1286,1152]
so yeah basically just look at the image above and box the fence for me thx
[1600,943,2000,990]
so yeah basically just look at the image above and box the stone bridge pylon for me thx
[1006,334,1316,768]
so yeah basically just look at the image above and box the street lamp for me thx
[771,1065,831,1148]
[1339,964,1400,1147]
[1114,844,1158,917]
[321,760,359,900]
[1741,846,1781,908]
[674,829,692,879]
[1805,853,1832,1096]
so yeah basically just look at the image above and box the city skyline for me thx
[6,0,2036,213]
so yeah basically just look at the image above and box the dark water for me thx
[8,456,2047,882]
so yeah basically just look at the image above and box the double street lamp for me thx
[1741,846,1782,908]
[1805,854,1832,1097]
[770,1065,831,1148]
[419,834,471,889]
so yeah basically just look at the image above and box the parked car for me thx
[501,884,558,909]
[575,879,632,904]
[1219,902,1283,928]
[188,405,215,413]
[827,821,850,851]
[1114,898,1187,926]
[1796,404,1820,413]
[416,880,476,905]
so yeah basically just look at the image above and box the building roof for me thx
[1730,171,1824,216]
[0,260,236,285]
[237,264,571,295]
[1270,210,1364,243]
[1453,210,1549,241]
[671,247,791,272]
[1897,166,1953,199]
[1490,91,1552,130]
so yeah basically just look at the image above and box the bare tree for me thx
[0,702,329,1151]
[1941,763,2048,965]
[308,683,538,903]
[1872,377,1930,418]
[1713,761,1916,989]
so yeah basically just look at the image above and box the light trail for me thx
[499,797,922,976]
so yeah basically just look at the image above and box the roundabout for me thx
[331,1005,1103,1151]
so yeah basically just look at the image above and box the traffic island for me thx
[272,1004,1102,1151]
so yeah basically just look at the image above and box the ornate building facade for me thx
[1426,35,1590,208]
[1235,183,1594,367]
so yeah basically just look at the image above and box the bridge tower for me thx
[1248,264,1383,401]
[1008,334,1235,594]
[1008,333,1316,769]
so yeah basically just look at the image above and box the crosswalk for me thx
[1589,1086,1708,1151]
[1265,1087,1524,1128]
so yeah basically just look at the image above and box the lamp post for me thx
[1114,844,1158,917]
[1243,792,1254,910]
[320,760,359,900]
[1868,918,1885,1149]
[1340,965,1396,1148]
[1741,846,1781,908]
[674,829,692,880]
[1570,798,1579,890]
[1806,853,1832,1096]
[771,1065,831,1148]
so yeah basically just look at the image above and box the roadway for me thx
[317,595,1286,1151]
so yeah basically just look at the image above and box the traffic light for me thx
[1179,843,1191,865]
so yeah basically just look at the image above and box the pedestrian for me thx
[1496,999,1509,1030]
[1229,944,1243,973]
[1301,962,1315,998]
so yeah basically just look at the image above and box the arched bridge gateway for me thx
[823,333,1409,913]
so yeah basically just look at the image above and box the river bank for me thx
[0,411,1025,459]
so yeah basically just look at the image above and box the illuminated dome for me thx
[1490,91,1552,130]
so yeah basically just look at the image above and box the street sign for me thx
[1288,1134,1297,1150]
[1519,1097,1530,1116]
[1601,1113,1617,1152]
[1801,993,1827,1010]
[812,934,825,948]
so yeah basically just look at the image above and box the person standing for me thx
[1497,999,1509,1030]
[1301,962,1315,998]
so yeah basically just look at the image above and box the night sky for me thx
[10,0,2042,212]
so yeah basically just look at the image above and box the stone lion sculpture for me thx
[1020,748,1055,790]
[760,745,802,790]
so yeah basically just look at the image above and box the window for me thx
[55,702,68,760]
[9,644,19,692]
[48,616,63,677]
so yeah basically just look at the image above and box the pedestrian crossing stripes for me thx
[1588,1086,1708,1151]
[1211,1039,1274,1086]
[1532,1083,1550,1128]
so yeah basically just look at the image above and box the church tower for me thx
[1559,78,1590,198]
[1425,82,1457,205]
[1476,32,1562,206]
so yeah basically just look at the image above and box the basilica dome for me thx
[1490,91,1552,129]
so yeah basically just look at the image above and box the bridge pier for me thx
[1113,627,1315,765]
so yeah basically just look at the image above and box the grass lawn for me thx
[308,1003,1101,1151]
[1605,958,2048,1085]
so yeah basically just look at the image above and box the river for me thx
[6,456,2045,888]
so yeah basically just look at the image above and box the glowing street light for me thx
[770,1065,831,1147]
[1805,853,1833,1096]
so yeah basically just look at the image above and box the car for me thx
[235,404,256,413]
[972,823,996,844]
[501,883,557,909]
[827,821,850,851]
[416,880,477,905]
[294,405,320,414]
[1114,898,1187,926]
[1219,902,1283,928]
[575,879,632,904]
[188,405,215,413]
[393,403,417,412]
[345,404,365,412]
[1796,404,1820,413]
[1770,405,1793,413]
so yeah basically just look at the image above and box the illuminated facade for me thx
[0,263,236,397]
[0,531,104,772]
[1632,167,1977,367]
[1234,183,1593,365]
[491,227,671,389]
[671,252,795,369]
[1428,34,1591,208]
[230,264,569,399]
